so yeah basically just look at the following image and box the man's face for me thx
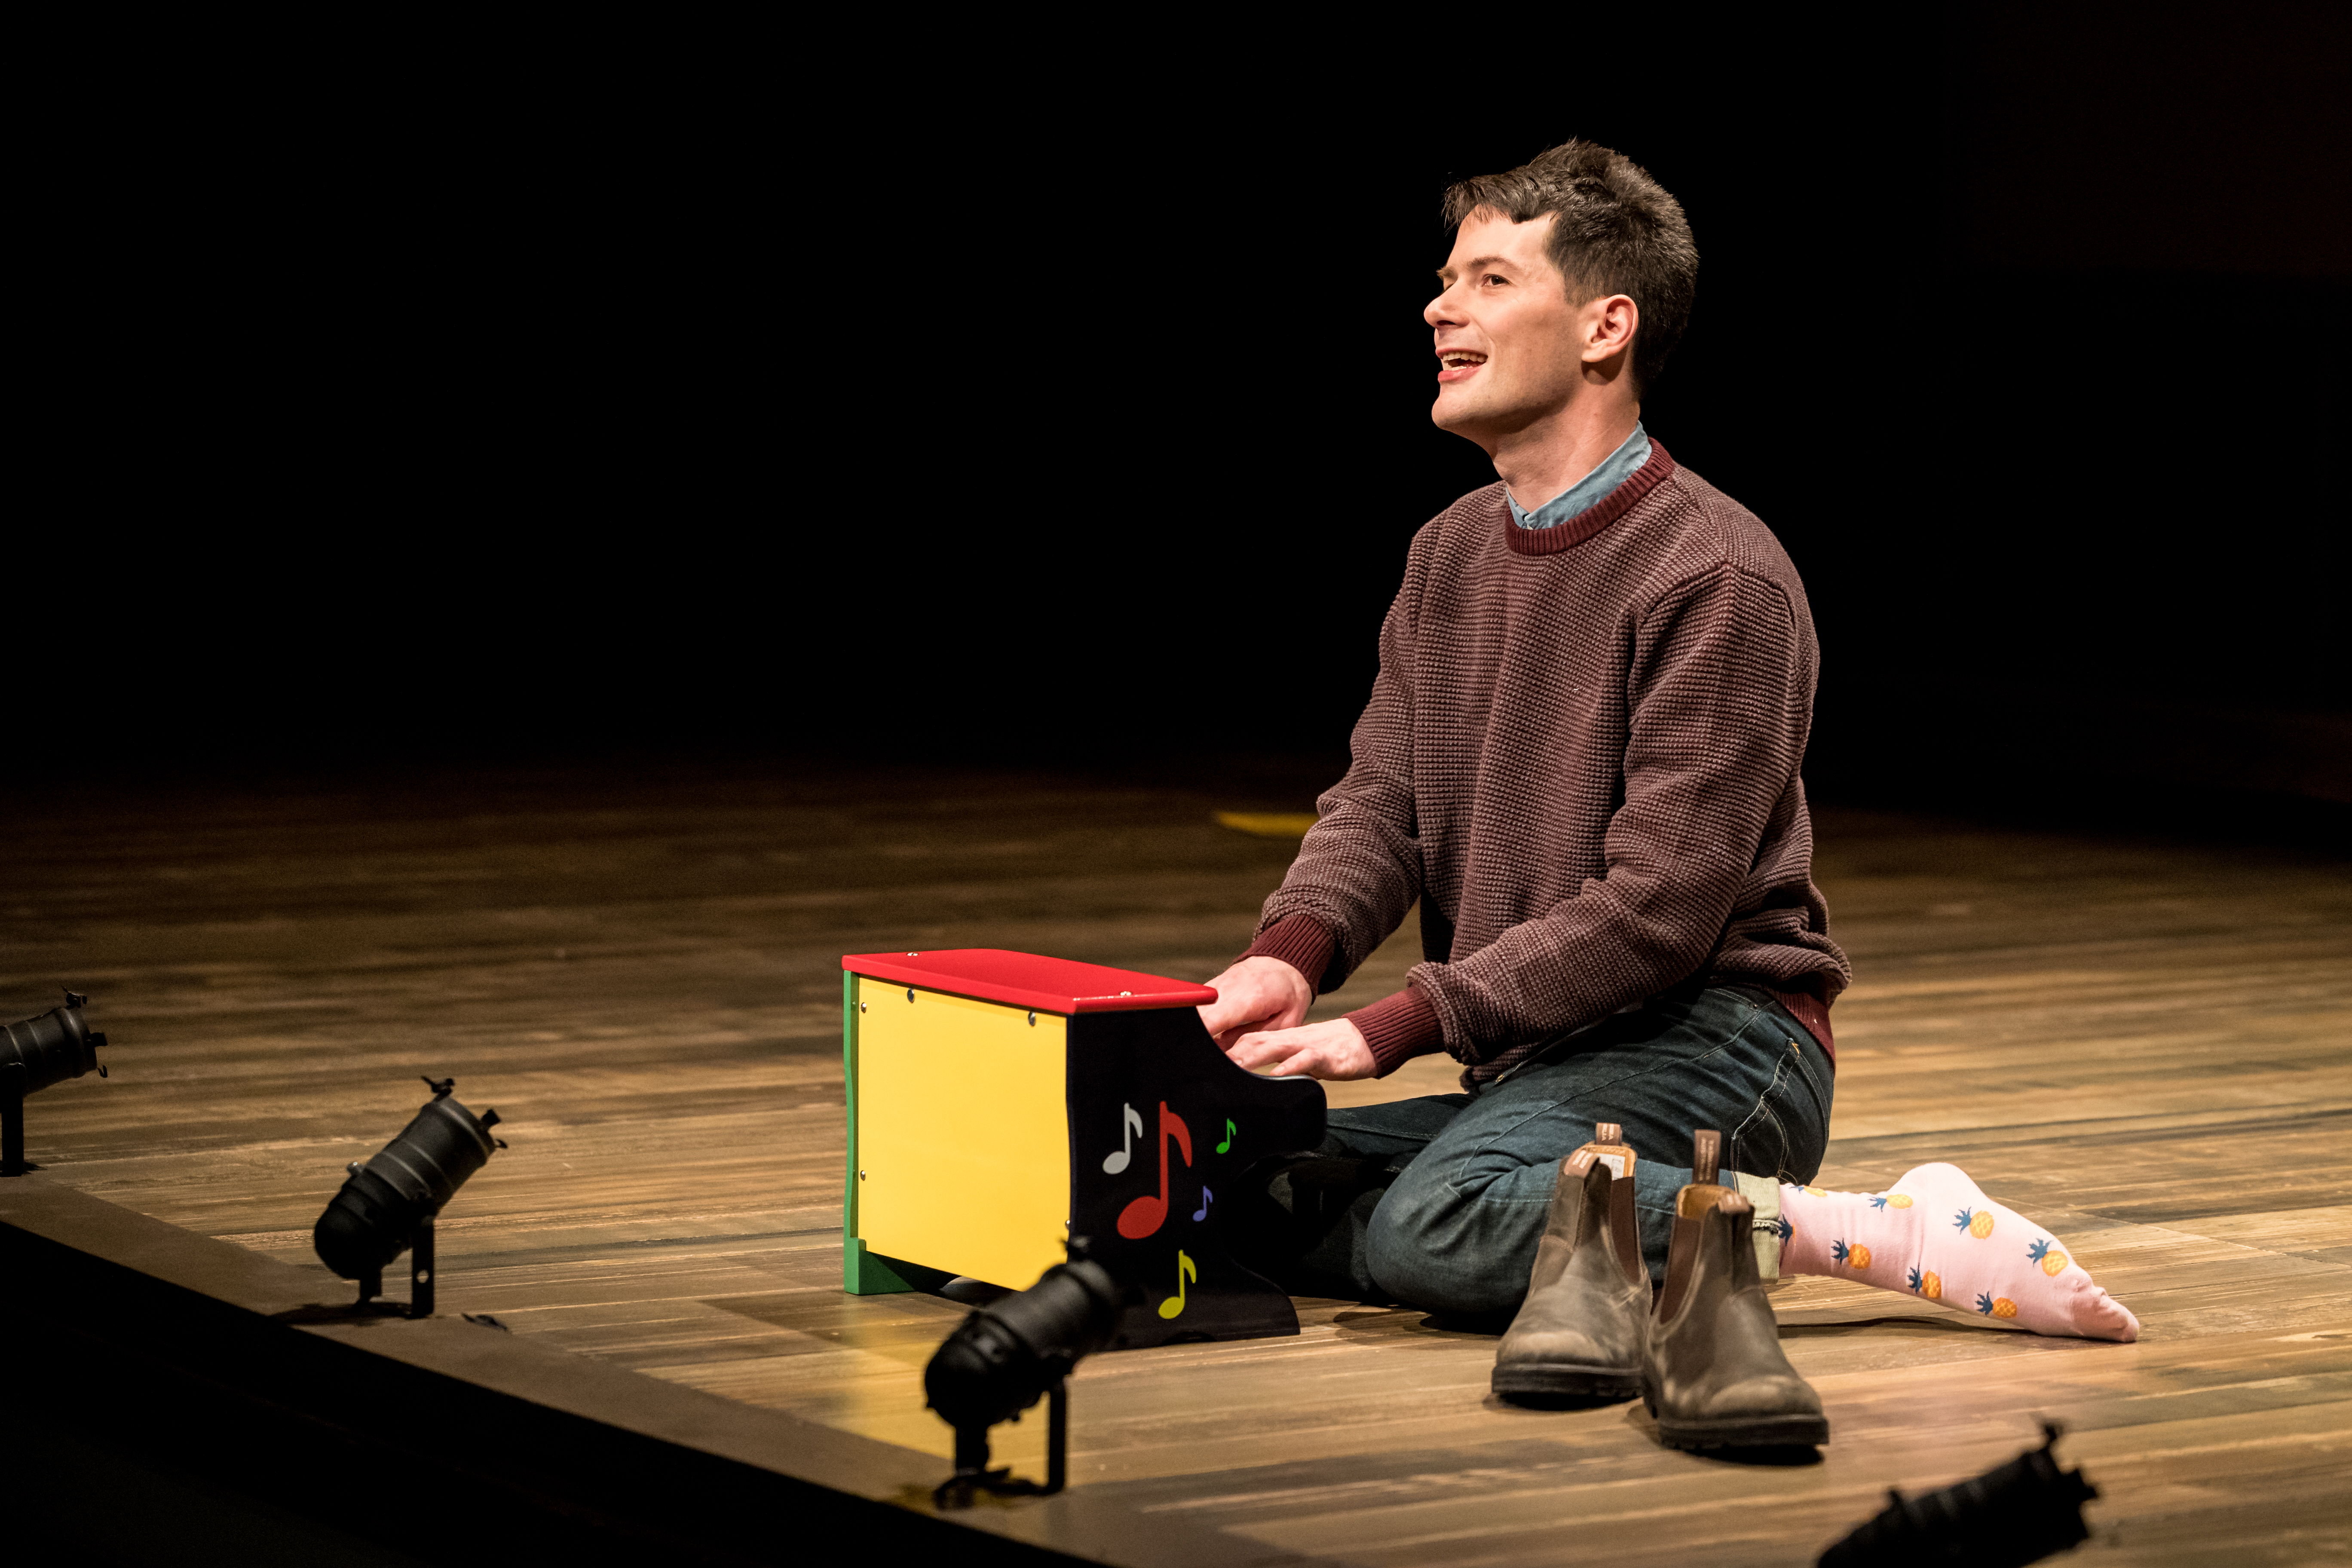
[1425,210,1589,444]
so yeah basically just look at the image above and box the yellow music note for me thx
[1156,1250,1197,1320]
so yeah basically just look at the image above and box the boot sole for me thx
[1653,1412,1830,1449]
[1491,1363,1642,1403]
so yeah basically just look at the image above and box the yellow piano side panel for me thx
[853,975,1070,1290]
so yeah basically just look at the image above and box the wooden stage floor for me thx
[8,764,2349,1565]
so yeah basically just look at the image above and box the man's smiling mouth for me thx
[1439,351,1488,370]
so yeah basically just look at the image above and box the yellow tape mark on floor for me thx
[1213,812,1318,839]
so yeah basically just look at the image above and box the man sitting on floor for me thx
[1194,142,2135,1422]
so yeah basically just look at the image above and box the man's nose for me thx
[1424,284,1462,328]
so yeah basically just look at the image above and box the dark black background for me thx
[37,7,2350,823]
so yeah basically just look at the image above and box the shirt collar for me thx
[1504,423,1652,531]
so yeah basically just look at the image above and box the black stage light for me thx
[1,990,110,1176]
[1818,1420,2097,1567]
[312,1077,506,1317]
[924,1244,1126,1507]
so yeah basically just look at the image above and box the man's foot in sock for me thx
[1778,1162,2138,1341]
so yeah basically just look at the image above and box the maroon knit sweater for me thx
[1244,441,1849,1084]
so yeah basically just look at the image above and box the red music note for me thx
[1116,1101,1193,1239]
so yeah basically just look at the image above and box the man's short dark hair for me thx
[1442,140,1698,393]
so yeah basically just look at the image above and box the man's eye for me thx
[1482,274,1507,287]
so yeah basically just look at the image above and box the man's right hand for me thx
[1197,956,1313,1049]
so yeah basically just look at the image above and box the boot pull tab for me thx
[1691,1129,1721,1188]
[1564,1149,1597,1177]
[1576,1125,1635,1180]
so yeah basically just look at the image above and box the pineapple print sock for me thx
[1774,1161,2139,1341]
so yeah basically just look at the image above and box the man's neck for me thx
[1492,398,1643,512]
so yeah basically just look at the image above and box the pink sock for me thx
[1777,1162,2138,1342]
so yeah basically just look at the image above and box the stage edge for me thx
[0,1175,1320,1568]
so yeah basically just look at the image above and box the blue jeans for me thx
[1312,984,1834,1316]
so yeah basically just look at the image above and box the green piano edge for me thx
[843,1236,961,1295]
[842,969,861,1289]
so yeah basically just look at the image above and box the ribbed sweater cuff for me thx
[1348,985,1444,1076]
[1242,913,1338,993]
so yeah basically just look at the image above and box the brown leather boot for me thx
[1491,1135,1649,1404]
[1644,1130,1829,1448]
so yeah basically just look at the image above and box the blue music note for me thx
[1192,1186,1213,1222]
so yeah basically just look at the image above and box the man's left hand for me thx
[1225,1018,1377,1081]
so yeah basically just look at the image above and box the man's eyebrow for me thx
[1435,255,1518,283]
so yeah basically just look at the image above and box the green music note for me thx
[1214,1118,1236,1155]
[1156,1250,1197,1320]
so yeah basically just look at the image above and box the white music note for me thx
[1102,1102,1144,1174]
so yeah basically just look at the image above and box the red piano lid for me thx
[840,949,1217,1014]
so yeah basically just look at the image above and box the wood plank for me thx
[6,769,2350,1564]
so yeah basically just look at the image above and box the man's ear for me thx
[1581,294,1639,366]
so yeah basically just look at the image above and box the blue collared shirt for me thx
[1504,423,1652,530]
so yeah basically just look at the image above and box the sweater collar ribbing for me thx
[1502,439,1677,554]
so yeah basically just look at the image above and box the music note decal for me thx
[1156,1250,1197,1320]
[1192,1187,1213,1222]
[1115,1101,1192,1239]
[1214,1118,1236,1155]
[1102,1102,1144,1174]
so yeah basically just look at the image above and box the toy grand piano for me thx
[840,949,1326,1348]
